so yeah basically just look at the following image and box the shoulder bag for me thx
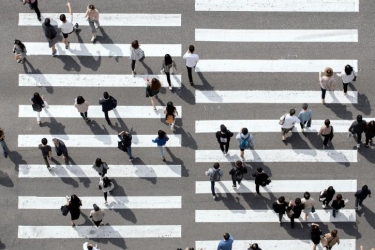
[32,103,42,112]
[60,205,69,216]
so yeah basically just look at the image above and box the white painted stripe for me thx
[19,74,182,87]
[195,0,359,12]
[195,90,357,104]
[18,134,181,148]
[195,150,357,163]
[19,196,181,209]
[196,239,356,250]
[196,119,375,133]
[196,29,358,42]
[23,42,181,57]
[19,105,182,118]
[196,180,357,194]
[19,13,181,26]
[18,225,181,238]
[195,60,358,72]
[18,165,181,178]
[196,209,356,222]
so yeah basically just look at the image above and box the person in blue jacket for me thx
[152,130,169,162]
[217,233,234,250]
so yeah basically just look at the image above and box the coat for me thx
[74,101,89,113]
[324,233,340,248]
[288,203,305,218]
[99,97,114,112]
[272,200,288,214]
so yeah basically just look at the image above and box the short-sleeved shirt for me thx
[90,210,105,222]
[38,144,51,157]
[58,15,74,34]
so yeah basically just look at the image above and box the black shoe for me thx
[108,122,112,126]
[74,23,79,29]
[190,82,194,86]
[4,153,8,158]
[37,17,41,21]
[162,157,166,162]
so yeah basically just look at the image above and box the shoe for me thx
[65,42,70,49]
[279,221,282,224]
[4,153,8,158]
[47,167,52,171]
[301,128,304,132]
[169,86,172,90]
[224,152,228,156]
[85,118,91,122]
[322,145,326,149]
[129,157,134,162]
[132,71,136,77]
[104,201,108,205]
[190,82,194,86]
[240,157,244,162]
[37,17,41,22]
[17,59,22,63]
[232,185,237,188]
[108,122,112,126]
[160,70,164,74]
[74,23,79,29]
[213,195,216,200]
[332,214,336,218]
[71,222,76,227]
[162,157,166,162]
[52,50,57,57]
[221,151,225,156]
[281,136,286,141]
[322,204,327,208]
[91,36,96,42]
[357,144,360,149]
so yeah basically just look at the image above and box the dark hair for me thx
[103,91,109,99]
[304,192,310,199]
[344,65,353,76]
[59,14,66,22]
[289,108,296,116]
[330,229,338,237]
[14,39,26,52]
[223,233,230,240]
[257,167,263,173]
[336,194,343,200]
[70,194,81,207]
[89,4,95,10]
[278,196,285,203]
[44,18,51,26]
[93,204,100,211]
[166,101,175,114]
[362,185,368,191]
[41,138,47,145]
[77,96,85,105]
[103,176,111,188]
[164,54,172,65]
[235,160,243,167]
[95,158,103,167]
[311,224,320,238]
[220,124,227,133]
[213,163,220,169]
[189,45,195,53]
[295,198,301,205]
[33,92,43,102]
[324,119,330,128]
[242,127,248,135]
[302,103,308,110]
[131,40,139,49]
[87,245,93,250]
[150,78,161,91]
[250,243,259,250]
[158,130,165,139]
[356,115,363,123]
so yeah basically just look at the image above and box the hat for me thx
[324,67,333,77]
[93,204,100,211]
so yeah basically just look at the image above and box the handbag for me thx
[311,206,316,213]
[60,205,69,216]
[287,207,294,218]
[32,103,42,112]
[319,190,326,202]
[117,141,127,152]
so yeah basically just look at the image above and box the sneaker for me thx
[52,50,57,57]
[240,157,244,162]
[322,204,327,208]
[160,70,164,74]
[4,153,8,158]
[162,157,166,162]
[129,157,134,162]
[91,36,96,42]
[357,144,360,149]
[190,82,194,86]
[322,145,326,149]
[232,185,237,188]
[48,167,52,171]
[347,133,352,138]
[132,71,136,77]
[17,59,22,63]
[65,42,70,49]
[37,17,41,22]
[74,23,79,29]
[169,86,172,90]
[213,195,216,200]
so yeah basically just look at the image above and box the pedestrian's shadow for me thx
[174,83,196,105]
[165,147,189,177]
[357,204,375,231]
[75,30,101,71]
[112,109,130,132]
[0,239,5,249]
[350,84,371,115]
[88,224,127,249]
[179,129,197,150]
[55,44,82,72]
[87,120,110,144]
[21,60,54,94]
[51,163,80,188]
[196,71,214,90]
[95,27,121,62]
[331,220,361,238]
[358,144,375,163]
[110,179,137,224]
[0,170,14,188]
[65,156,91,188]
[8,151,28,172]
[139,60,153,75]
[41,116,67,138]
[216,183,246,210]
[130,157,157,185]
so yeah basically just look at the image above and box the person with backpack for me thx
[118,131,134,161]
[229,160,247,188]
[164,102,178,131]
[99,91,117,126]
[205,162,223,200]
[251,167,270,195]
[42,18,58,56]
[272,196,289,224]
[99,175,115,204]
[317,119,333,149]
[297,103,312,132]
[236,127,254,162]
[320,186,336,208]
[92,158,109,176]
[216,124,234,156]
[152,130,169,162]
[280,108,300,141]
[348,114,367,149]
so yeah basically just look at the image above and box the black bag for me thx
[111,97,117,108]
[145,89,150,98]
[261,178,271,187]
[60,205,69,216]
[234,169,243,181]
[329,126,334,141]
[32,103,42,112]
[117,141,128,152]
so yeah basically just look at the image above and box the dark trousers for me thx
[29,0,41,19]
[290,216,295,228]
[80,112,88,119]
[186,66,193,83]
[350,131,362,144]
[321,88,327,99]
[322,134,330,146]
[210,181,216,196]
[300,119,311,129]
[332,209,339,217]
[219,142,230,153]
[323,197,332,206]
[103,111,111,125]
[131,60,136,71]
[104,192,108,201]
[256,184,260,194]
[343,82,349,93]
[43,155,50,168]
[365,134,374,145]
[165,72,171,86]
[232,176,241,186]
[278,212,283,222]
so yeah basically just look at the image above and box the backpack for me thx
[279,113,287,125]
[234,168,244,181]
[210,169,221,181]
[240,134,250,149]
[111,96,117,108]
[60,205,69,216]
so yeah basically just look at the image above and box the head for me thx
[356,115,363,123]
[77,96,85,104]
[33,92,42,101]
[59,14,66,22]
[220,124,227,133]
[41,138,48,146]
[44,18,51,26]
[93,204,100,211]
[131,40,139,49]
[167,101,174,109]
[304,192,310,200]
[330,229,338,237]
[71,194,79,202]
[289,108,296,116]
[164,54,172,65]
[213,162,220,169]
[87,244,93,250]
[103,91,109,99]
[328,186,334,191]
[88,4,95,10]
[103,176,111,187]
[150,78,161,91]
[235,160,243,168]
[302,103,308,110]
[95,158,103,167]
[324,67,333,77]
[257,167,263,173]
[324,119,330,128]
[369,121,375,127]
[188,45,195,53]
[278,196,285,203]
[295,198,301,205]
[158,130,165,139]
[362,185,368,191]
[52,138,59,145]
[344,64,353,75]
[250,243,259,250]
[311,223,319,231]
[223,233,230,240]
[241,127,248,135]
[336,194,342,201]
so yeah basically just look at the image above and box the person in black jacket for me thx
[99,91,116,126]
[272,196,288,224]
[249,243,262,250]
[364,121,375,148]
[118,131,133,161]
[229,160,247,188]
[42,18,58,56]
[251,167,269,195]
[354,184,371,210]
[321,186,336,208]
[310,223,322,250]
[331,194,346,217]
[216,124,234,156]
[52,138,68,159]
[348,115,367,149]
[288,198,304,228]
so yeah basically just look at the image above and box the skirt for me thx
[70,208,81,220]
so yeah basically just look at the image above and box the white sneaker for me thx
[213,195,216,200]
[169,86,172,90]
[322,145,326,149]
[322,204,327,208]
[357,144,360,149]
[170,125,174,131]
[91,36,96,42]
[132,71,136,77]
[160,70,164,74]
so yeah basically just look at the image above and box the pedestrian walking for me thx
[216,124,234,156]
[82,242,98,250]
[0,128,8,158]
[317,119,334,149]
[92,158,109,176]
[320,186,336,208]
[52,138,68,159]
[74,96,91,122]
[310,223,322,250]
[84,4,100,42]
[229,160,247,188]
[161,54,177,90]
[348,114,367,149]
[118,131,134,161]
[164,102,178,131]
[31,92,49,126]
[251,167,270,195]
[318,67,335,104]
[287,198,304,228]
[205,162,223,200]
[301,192,315,220]
[90,204,105,227]
[354,185,371,210]
[66,194,82,227]
[129,40,144,76]
[272,196,289,224]
[22,0,41,21]
[58,2,79,50]
[99,91,117,126]
[38,138,52,170]
[331,194,347,217]
[235,127,255,161]
[322,229,340,249]
[336,64,357,96]
[364,120,375,148]
[152,130,169,162]
[13,40,27,63]
[146,78,161,111]
[249,243,262,250]
[183,45,199,86]
[217,233,234,250]
[99,175,115,204]
[42,18,58,56]
[297,103,312,132]
[280,108,300,141]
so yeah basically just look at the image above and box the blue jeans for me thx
[0,140,8,157]
[157,145,164,158]
[126,146,133,159]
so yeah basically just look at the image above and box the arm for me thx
[48,147,52,159]
[319,71,322,82]
[182,50,190,59]
[84,8,89,18]
[67,2,73,15]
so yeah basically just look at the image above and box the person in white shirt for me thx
[281,108,300,141]
[82,242,98,250]
[58,2,79,49]
[182,45,199,86]
[336,64,357,96]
